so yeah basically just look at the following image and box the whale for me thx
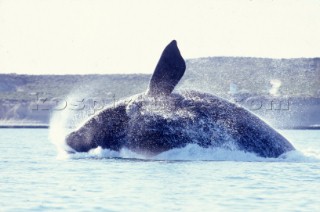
[65,40,295,158]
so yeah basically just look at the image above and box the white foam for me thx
[57,144,320,162]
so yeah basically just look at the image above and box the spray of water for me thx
[269,79,282,97]
[49,88,106,155]
[56,144,319,162]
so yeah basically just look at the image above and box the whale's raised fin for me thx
[147,40,186,96]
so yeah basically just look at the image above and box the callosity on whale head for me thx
[65,40,295,158]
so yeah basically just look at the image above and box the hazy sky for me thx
[1,0,320,74]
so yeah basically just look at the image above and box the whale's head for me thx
[65,103,130,152]
[65,40,186,153]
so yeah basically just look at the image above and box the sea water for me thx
[0,129,320,211]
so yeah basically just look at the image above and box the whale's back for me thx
[125,91,294,157]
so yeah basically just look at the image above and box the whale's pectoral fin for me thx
[147,40,186,96]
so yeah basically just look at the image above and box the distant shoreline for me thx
[0,125,49,129]
[0,125,319,130]
[288,126,320,130]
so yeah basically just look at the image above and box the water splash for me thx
[58,144,320,162]
[269,79,282,97]
[49,93,93,154]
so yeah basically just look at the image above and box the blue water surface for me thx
[0,129,320,211]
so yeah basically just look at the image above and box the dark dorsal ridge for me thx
[147,40,186,96]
